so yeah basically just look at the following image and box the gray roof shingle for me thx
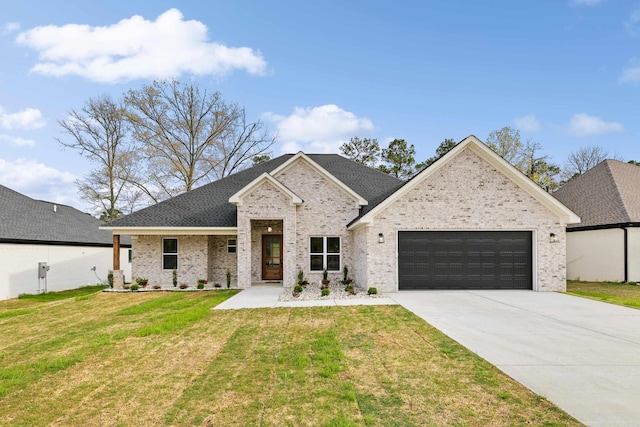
[554,160,640,228]
[107,153,403,228]
[0,184,130,245]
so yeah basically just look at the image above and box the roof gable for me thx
[229,173,303,206]
[271,152,368,206]
[349,135,580,229]
[554,159,640,227]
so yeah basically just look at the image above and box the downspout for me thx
[623,226,628,283]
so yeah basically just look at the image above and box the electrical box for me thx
[38,262,50,278]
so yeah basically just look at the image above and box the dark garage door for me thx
[398,231,532,290]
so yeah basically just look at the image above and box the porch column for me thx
[113,234,120,270]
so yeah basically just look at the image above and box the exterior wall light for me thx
[378,233,384,244]
[267,226,273,233]
[549,232,558,243]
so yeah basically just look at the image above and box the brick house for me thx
[103,135,579,292]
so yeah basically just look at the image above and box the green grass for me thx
[0,290,581,426]
[18,285,108,302]
[567,280,640,309]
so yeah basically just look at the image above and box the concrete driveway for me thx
[390,290,640,427]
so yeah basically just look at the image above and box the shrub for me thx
[135,277,148,287]
[344,285,354,294]
[322,269,328,281]
[107,272,114,288]
[342,266,349,283]
[226,268,232,288]
[294,285,303,293]
[130,284,139,291]
[196,283,204,289]
[321,288,330,297]
[367,287,378,295]
[172,269,177,287]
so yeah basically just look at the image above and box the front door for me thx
[262,235,283,280]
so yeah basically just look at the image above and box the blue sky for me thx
[1,0,639,210]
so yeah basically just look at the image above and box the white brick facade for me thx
[132,235,208,287]
[126,139,576,293]
[362,148,567,292]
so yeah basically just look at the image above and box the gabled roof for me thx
[271,152,368,206]
[105,154,402,229]
[554,159,640,228]
[229,173,303,206]
[0,184,129,246]
[349,135,580,229]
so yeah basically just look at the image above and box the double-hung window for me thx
[310,237,341,271]
[163,238,178,270]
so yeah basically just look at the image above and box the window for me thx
[163,238,178,270]
[227,238,237,253]
[310,237,341,271]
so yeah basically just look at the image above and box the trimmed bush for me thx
[321,288,330,297]
[367,287,378,295]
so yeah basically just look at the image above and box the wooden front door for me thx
[262,235,283,280]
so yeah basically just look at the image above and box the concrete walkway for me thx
[390,290,640,427]
[213,284,397,309]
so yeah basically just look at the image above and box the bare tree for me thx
[562,145,622,181]
[57,95,139,219]
[212,112,275,180]
[125,80,272,200]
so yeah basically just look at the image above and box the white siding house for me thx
[0,185,131,300]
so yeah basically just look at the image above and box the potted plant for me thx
[293,284,303,297]
[321,269,330,287]
[135,277,149,288]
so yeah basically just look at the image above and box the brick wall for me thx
[132,235,208,287]
[366,148,567,292]
[274,159,360,286]
[207,235,237,287]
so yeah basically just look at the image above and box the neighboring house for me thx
[103,135,578,292]
[554,159,640,283]
[0,184,131,300]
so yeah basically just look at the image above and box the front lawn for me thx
[0,290,580,426]
[567,280,640,309]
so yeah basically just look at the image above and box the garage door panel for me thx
[398,231,532,290]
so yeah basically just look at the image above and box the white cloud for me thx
[568,113,624,137]
[0,134,35,147]
[263,104,375,153]
[15,8,267,84]
[625,8,640,36]
[620,61,640,84]
[0,106,45,130]
[513,115,541,132]
[1,22,20,35]
[570,0,605,6]
[0,158,78,206]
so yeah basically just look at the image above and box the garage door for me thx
[398,231,532,290]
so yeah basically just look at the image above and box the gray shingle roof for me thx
[107,153,403,228]
[0,184,130,245]
[554,160,640,228]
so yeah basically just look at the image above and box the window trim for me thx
[227,238,237,253]
[309,236,341,271]
[162,237,178,270]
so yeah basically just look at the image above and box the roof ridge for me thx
[606,160,637,223]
